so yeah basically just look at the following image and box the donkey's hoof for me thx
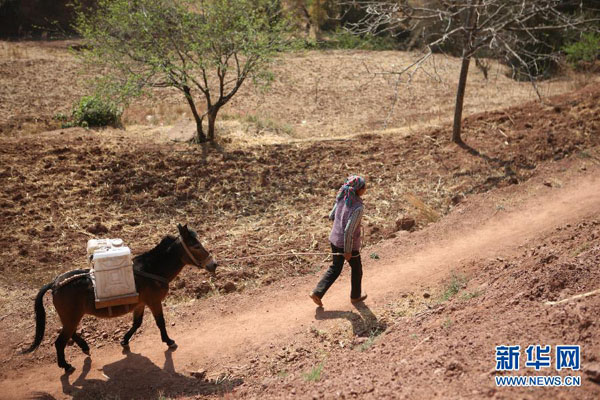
[82,349,91,356]
[64,365,76,374]
[167,341,178,350]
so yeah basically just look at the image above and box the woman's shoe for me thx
[309,292,323,307]
[351,294,367,304]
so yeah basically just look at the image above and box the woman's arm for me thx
[343,206,364,254]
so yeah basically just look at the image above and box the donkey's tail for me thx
[22,282,53,354]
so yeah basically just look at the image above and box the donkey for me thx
[22,224,217,373]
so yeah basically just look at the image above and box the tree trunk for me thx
[452,54,471,145]
[195,119,207,143]
[207,107,219,142]
[453,1,478,145]
[182,86,207,143]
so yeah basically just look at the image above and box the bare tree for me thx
[343,0,599,145]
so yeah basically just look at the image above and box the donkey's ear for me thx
[177,223,186,237]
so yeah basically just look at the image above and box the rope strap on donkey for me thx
[52,272,91,290]
[180,236,202,267]
[133,268,169,284]
[179,236,215,268]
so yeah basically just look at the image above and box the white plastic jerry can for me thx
[86,238,124,256]
[91,245,137,300]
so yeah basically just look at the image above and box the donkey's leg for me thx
[147,302,177,349]
[71,332,90,355]
[55,323,79,373]
[121,304,145,349]
[54,304,85,374]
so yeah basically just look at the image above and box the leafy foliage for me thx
[564,33,600,64]
[59,95,122,128]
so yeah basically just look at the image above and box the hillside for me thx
[0,39,599,399]
[0,113,598,400]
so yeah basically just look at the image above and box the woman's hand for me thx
[344,252,352,261]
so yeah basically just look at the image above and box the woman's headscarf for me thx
[336,175,366,206]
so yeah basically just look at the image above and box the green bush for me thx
[563,33,600,64]
[67,95,122,128]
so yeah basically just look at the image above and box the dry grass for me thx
[215,50,585,142]
[404,193,441,223]
[1,40,595,142]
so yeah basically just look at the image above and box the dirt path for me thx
[2,166,599,399]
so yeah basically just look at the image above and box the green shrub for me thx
[563,33,600,64]
[67,95,122,128]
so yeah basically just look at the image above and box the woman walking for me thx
[310,175,368,307]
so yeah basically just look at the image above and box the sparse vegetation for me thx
[359,328,384,351]
[578,150,593,159]
[2,3,600,400]
[442,317,453,329]
[439,272,467,302]
[243,114,294,136]
[303,363,324,381]
[572,242,592,257]
[74,0,292,142]
[344,0,599,144]
[63,95,122,128]
[461,290,483,301]
[157,392,172,400]
[405,193,440,223]
[310,326,329,340]
[277,369,289,378]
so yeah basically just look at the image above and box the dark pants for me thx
[313,244,362,299]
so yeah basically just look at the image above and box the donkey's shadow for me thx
[49,349,241,400]
[315,303,387,337]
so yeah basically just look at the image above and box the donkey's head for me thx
[177,224,218,274]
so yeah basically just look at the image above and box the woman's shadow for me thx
[314,302,387,337]
[49,348,242,400]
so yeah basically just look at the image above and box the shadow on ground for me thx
[314,302,387,337]
[30,349,241,400]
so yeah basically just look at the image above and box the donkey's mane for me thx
[133,235,178,266]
